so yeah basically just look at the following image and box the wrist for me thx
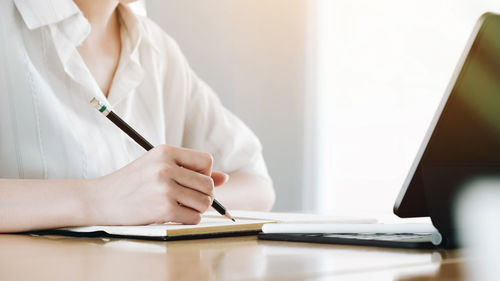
[78,177,106,226]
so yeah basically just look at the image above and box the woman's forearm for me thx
[0,145,229,232]
[214,172,275,211]
[0,178,93,233]
[0,168,275,233]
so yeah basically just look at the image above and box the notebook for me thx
[31,211,375,241]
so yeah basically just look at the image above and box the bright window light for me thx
[314,0,500,216]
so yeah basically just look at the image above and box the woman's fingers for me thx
[156,145,213,176]
[136,145,230,225]
[170,180,213,214]
[169,166,214,196]
[170,204,202,225]
[211,171,229,187]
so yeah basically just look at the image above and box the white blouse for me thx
[0,0,269,180]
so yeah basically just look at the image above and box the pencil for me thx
[90,98,236,222]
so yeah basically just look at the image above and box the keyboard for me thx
[258,232,441,249]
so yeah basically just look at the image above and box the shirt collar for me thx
[106,4,145,106]
[118,4,142,58]
[14,1,153,106]
[13,0,81,30]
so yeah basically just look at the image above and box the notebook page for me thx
[60,217,274,237]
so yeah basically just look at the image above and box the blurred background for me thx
[138,1,500,215]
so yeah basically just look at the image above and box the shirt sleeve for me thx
[150,27,270,180]
[181,68,270,180]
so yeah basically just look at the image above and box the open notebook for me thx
[33,211,375,241]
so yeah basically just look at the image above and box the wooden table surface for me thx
[0,234,466,281]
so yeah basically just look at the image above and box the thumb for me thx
[211,171,229,187]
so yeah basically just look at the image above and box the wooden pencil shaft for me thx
[107,111,154,151]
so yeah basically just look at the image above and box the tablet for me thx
[394,12,500,247]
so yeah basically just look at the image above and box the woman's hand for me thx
[87,145,228,226]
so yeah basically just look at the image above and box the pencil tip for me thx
[224,212,236,222]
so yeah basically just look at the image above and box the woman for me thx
[0,0,275,232]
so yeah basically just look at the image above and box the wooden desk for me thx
[0,234,465,281]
